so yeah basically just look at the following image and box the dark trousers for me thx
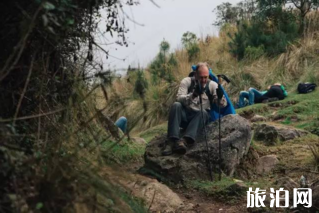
[167,102,209,141]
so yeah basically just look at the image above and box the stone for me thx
[235,147,260,180]
[251,115,267,122]
[127,178,191,212]
[275,177,299,191]
[224,182,248,196]
[254,123,308,145]
[101,166,193,213]
[131,137,147,145]
[310,179,319,210]
[256,155,279,174]
[144,115,252,183]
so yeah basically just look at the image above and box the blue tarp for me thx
[191,65,236,122]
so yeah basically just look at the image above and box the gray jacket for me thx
[176,77,227,111]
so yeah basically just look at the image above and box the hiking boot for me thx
[183,136,195,148]
[174,139,187,155]
[162,139,174,156]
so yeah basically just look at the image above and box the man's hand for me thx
[213,94,227,107]
[192,83,203,98]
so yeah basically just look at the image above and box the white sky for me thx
[95,0,241,72]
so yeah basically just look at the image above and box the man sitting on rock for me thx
[162,62,227,156]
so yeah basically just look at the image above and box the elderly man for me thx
[162,62,227,156]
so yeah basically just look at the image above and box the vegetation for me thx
[181,31,200,62]
[2,0,319,211]
[185,178,245,201]
[0,0,146,212]
[149,39,177,84]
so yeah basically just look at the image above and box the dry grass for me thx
[103,21,319,133]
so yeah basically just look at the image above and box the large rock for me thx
[311,179,319,211]
[100,166,193,213]
[251,115,267,122]
[254,123,308,145]
[143,115,252,183]
[131,137,147,145]
[256,155,279,174]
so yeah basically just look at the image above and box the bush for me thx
[245,45,265,60]
[134,70,148,98]
[228,7,299,60]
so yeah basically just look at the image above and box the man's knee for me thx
[194,110,209,118]
[203,110,209,119]
[171,102,182,110]
[239,91,249,99]
[248,87,256,92]
[118,116,127,122]
[115,116,127,133]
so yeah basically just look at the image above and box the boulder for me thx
[126,178,193,212]
[224,182,248,196]
[101,166,193,213]
[312,180,319,210]
[144,115,252,183]
[256,155,279,174]
[254,123,308,145]
[275,177,299,191]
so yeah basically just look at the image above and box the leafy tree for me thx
[228,4,299,59]
[149,40,176,83]
[134,70,148,98]
[160,40,170,57]
[257,0,319,34]
[228,23,249,60]
[213,1,258,26]
[181,31,200,61]
[181,32,197,48]
[213,2,239,26]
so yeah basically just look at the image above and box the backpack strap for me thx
[188,77,196,94]
[204,80,214,106]
[189,77,214,106]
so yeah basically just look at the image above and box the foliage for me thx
[0,0,146,212]
[213,0,257,26]
[181,31,197,48]
[149,40,177,84]
[258,0,319,33]
[185,178,247,202]
[134,70,148,98]
[181,31,200,61]
[228,6,299,59]
[244,45,265,60]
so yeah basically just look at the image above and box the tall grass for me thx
[103,16,319,133]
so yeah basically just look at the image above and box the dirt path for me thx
[102,162,249,213]
[174,187,248,213]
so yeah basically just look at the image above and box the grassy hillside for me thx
[237,89,319,134]
[98,28,319,134]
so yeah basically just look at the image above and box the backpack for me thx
[297,83,317,94]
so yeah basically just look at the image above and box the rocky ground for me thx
[106,90,319,212]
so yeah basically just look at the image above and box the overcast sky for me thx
[95,0,241,71]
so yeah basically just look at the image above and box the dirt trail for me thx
[100,163,249,213]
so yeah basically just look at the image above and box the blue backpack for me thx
[190,65,236,122]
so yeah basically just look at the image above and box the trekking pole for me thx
[197,80,213,182]
[216,75,231,181]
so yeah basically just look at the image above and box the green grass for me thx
[137,123,167,143]
[237,89,319,130]
[101,139,146,163]
[185,177,247,202]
